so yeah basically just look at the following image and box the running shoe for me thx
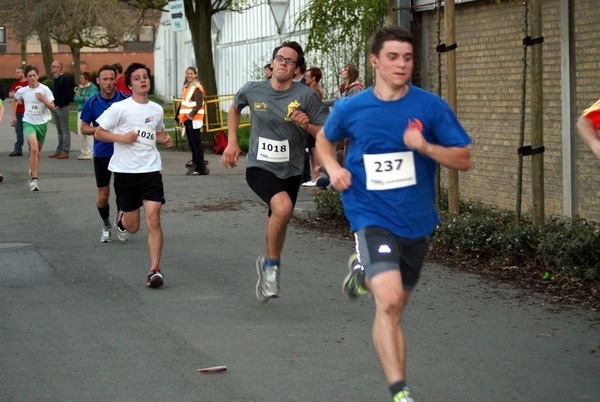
[100,226,112,243]
[255,256,281,303]
[29,178,40,192]
[147,268,164,288]
[342,253,368,300]
[114,210,130,242]
[264,264,281,298]
[393,387,414,402]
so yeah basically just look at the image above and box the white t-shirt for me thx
[14,84,54,125]
[96,97,165,173]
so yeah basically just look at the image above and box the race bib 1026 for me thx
[134,125,156,148]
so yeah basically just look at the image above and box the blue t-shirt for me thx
[80,91,129,157]
[323,84,472,238]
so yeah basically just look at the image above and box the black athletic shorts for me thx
[354,226,430,291]
[246,167,301,216]
[113,171,165,212]
[94,156,112,188]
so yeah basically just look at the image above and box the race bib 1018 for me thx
[257,137,290,162]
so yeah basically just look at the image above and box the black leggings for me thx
[184,119,205,173]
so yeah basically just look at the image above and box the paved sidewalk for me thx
[0,100,599,401]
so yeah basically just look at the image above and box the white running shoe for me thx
[114,210,130,241]
[255,257,281,303]
[100,226,112,243]
[29,178,40,191]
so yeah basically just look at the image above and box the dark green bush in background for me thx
[312,188,600,283]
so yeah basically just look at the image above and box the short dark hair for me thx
[307,67,322,83]
[264,63,273,72]
[112,63,123,74]
[24,65,39,76]
[80,71,92,82]
[98,64,117,78]
[369,26,414,58]
[272,41,305,70]
[124,62,151,90]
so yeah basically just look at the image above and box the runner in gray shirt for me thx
[223,41,329,303]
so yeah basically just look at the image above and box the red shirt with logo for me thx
[10,80,29,114]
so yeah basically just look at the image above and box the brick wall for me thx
[417,0,600,221]
[0,52,154,78]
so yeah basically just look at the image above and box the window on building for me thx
[0,26,6,54]
[124,25,154,52]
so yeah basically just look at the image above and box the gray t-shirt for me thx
[234,80,329,179]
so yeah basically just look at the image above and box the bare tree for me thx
[118,0,251,100]
[1,0,157,78]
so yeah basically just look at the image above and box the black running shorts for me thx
[94,156,112,188]
[246,167,301,216]
[113,171,165,212]
[353,226,430,291]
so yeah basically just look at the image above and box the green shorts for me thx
[23,122,48,145]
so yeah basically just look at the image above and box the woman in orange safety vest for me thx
[179,66,207,175]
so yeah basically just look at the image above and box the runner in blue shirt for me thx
[317,26,472,402]
[80,64,130,243]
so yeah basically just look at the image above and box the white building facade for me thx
[153,0,311,101]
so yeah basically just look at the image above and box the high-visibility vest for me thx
[179,84,205,123]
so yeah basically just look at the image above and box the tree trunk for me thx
[71,45,81,78]
[445,0,460,214]
[20,33,27,67]
[39,30,54,78]
[186,0,219,131]
[530,0,545,225]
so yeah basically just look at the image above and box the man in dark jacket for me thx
[48,61,75,159]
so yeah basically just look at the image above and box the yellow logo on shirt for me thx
[285,100,301,121]
[254,102,267,111]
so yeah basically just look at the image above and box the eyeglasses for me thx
[341,68,348,72]
[305,74,312,78]
[273,55,297,65]
[51,65,59,68]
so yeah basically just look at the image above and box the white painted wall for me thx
[154,0,310,102]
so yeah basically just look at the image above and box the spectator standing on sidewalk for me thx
[48,61,75,159]
[114,63,132,96]
[74,71,98,160]
[8,67,29,156]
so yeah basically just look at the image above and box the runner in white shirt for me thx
[12,65,55,191]
[95,63,174,288]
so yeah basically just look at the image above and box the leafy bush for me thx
[237,126,250,153]
[314,188,346,220]
[42,79,53,91]
[313,188,600,282]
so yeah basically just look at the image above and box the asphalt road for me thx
[1,101,599,401]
